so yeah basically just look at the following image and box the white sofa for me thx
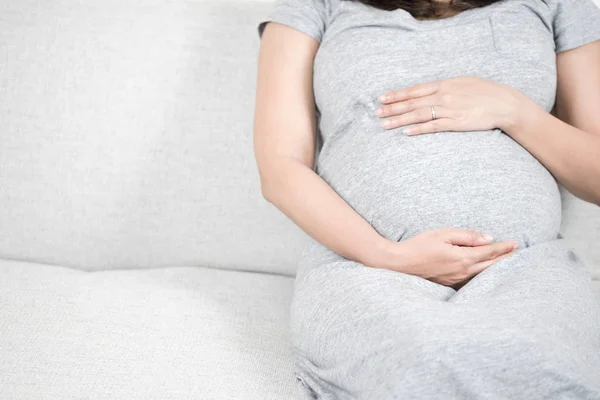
[0,1,599,399]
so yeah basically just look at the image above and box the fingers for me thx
[467,250,516,276]
[450,250,516,291]
[440,228,495,247]
[379,81,442,104]
[403,119,455,136]
[377,95,441,118]
[464,240,519,264]
[380,106,456,130]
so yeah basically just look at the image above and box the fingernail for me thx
[379,95,389,102]
[512,242,519,249]
[375,108,383,117]
[400,128,411,135]
[381,120,392,128]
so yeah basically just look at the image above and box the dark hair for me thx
[344,0,503,19]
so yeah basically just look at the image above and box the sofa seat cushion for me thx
[0,260,297,400]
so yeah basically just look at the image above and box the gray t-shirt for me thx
[257,0,600,250]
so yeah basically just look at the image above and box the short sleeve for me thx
[257,0,328,42]
[553,0,600,53]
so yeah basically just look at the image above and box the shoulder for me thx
[257,0,349,43]
[541,0,600,18]
[544,0,600,52]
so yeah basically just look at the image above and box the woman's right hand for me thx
[376,227,519,289]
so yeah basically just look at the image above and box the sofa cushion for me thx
[0,0,310,276]
[0,260,298,400]
[560,187,600,280]
[593,281,600,301]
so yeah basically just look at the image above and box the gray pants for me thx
[290,238,600,399]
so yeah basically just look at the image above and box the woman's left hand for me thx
[375,76,528,136]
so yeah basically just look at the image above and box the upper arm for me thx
[552,0,600,136]
[253,0,329,187]
[253,22,320,185]
[555,41,600,137]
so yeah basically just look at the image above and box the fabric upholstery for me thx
[0,0,310,276]
[593,281,600,300]
[560,187,600,280]
[0,259,298,400]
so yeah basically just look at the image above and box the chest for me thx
[313,0,558,113]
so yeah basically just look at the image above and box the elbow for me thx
[256,159,275,203]
[257,158,292,203]
[261,183,274,203]
[261,182,284,206]
[257,155,302,203]
[259,174,280,204]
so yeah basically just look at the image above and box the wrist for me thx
[500,88,536,134]
[363,236,413,272]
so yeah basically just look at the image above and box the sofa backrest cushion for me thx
[0,0,312,275]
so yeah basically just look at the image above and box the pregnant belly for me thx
[316,128,562,249]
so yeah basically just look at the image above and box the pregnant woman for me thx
[254,0,600,398]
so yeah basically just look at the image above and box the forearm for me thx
[261,157,393,269]
[504,97,600,206]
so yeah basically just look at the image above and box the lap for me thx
[450,238,596,303]
[290,238,600,399]
[292,239,459,348]
[449,239,600,337]
[292,238,600,344]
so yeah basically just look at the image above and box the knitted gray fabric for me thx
[258,0,600,398]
